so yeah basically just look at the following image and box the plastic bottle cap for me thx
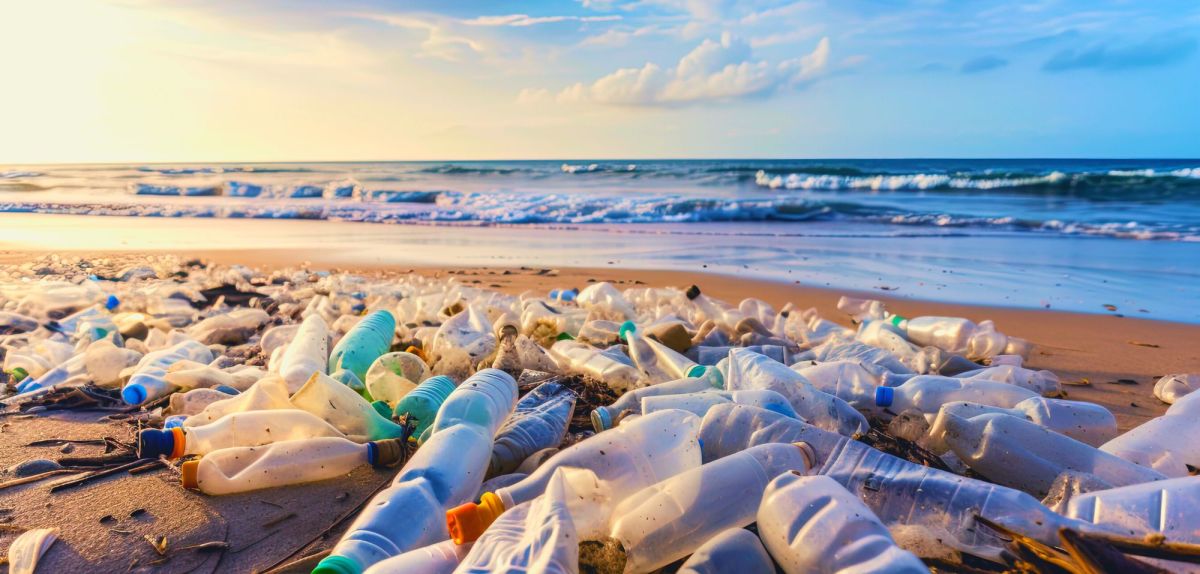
[404,345,427,363]
[446,492,506,544]
[368,439,406,468]
[618,320,637,342]
[793,442,816,470]
[122,384,147,406]
[890,315,906,327]
[212,385,240,395]
[685,364,708,379]
[555,332,574,341]
[163,416,185,429]
[875,386,894,407]
[9,367,28,382]
[105,295,120,310]
[138,428,185,459]
[591,407,613,432]
[312,555,361,574]
[180,460,200,490]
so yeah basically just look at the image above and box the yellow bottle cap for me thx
[446,491,506,544]
[180,460,200,490]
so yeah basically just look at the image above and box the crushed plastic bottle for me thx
[548,339,640,393]
[364,351,429,407]
[184,375,294,427]
[1065,475,1200,543]
[488,381,576,477]
[925,397,1118,453]
[292,372,407,442]
[1100,389,1200,477]
[721,348,869,436]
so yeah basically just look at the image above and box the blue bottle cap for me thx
[212,385,240,395]
[105,295,120,310]
[122,384,148,405]
[591,407,612,432]
[163,415,186,429]
[685,365,708,379]
[875,386,894,407]
[618,320,637,342]
[138,428,176,459]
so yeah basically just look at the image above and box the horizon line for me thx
[6,156,1200,167]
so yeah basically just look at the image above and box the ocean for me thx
[1,159,1198,321]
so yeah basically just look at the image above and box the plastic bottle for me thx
[591,375,718,431]
[608,442,814,573]
[925,397,1117,453]
[621,321,698,384]
[162,363,254,394]
[790,360,882,409]
[691,344,790,366]
[14,353,87,394]
[1100,390,1200,478]
[640,389,799,420]
[180,436,407,496]
[1153,373,1200,405]
[292,372,407,442]
[817,436,1072,558]
[548,339,640,393]
[446,409,702,545]
[488,381,576,477]
[1065,476,1200,543]
[121,339,214,405]
[793,339,913,375]
[874,375,1038,415]
[315,369,518,574]
[279,314,329,393]
[4,339,75,380]
[675,528,775,574]
[365,352,429,407]
[0,311,39,336]
[722,348,868,437]
[329,310,396,383]
[575,282,636,320]
[167,388,231,416]
[184,375,294,427]
[187,308,270,345]
[893,315,1030,360]
[758,473,928,574]
[139,409,347,459]
[429,304,495,367]
[362,540,471,574]
[942,412,1166,497]
[393,375,457,438]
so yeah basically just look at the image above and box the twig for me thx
[49,459,145,492]
[0,469,77,490]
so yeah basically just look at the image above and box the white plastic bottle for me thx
[640,389,798,420]
[757,473,928,574]
[363,540,470,574]
[721,348,868,437]
[1065,476,1200,543]
[279,314,329,393]
[292,372,406,442]
[896,315,1029,360]
[790,360,882,409]
[181,436,405,495]
[140,409,347,459]
[875,375,1038,415]
[675,528,775,574]
[1100,390,1200,478]
[941,412,1166,497]
[925,397,1117,453]
[608,442,814,573]
[122,339,215,405]
[591,376,718,431]
[184,375,294,427]
[548,339,641,393]
[1153,373,1200,404]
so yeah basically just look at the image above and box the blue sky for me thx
[1,0,1198,161]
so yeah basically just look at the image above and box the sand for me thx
[0,250,1197,573]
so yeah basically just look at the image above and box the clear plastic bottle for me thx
[365,352,429,407]
[184,375,294,427]
[692,344,791,366]
[640,389,798,421]
[621,321,698,384]
[575,282,637,320]
[925,397,1117,453]
[14,353,87,394]
[292,372,406,442]
[758,473,929,574]
[697,403,853,466]
[121,339,214,405]
[791,360,882,410]
[1100,390,1200,477]
[895,315,1029,361]
[362,540,471,574]
[952,364,1060,396]
[278,313,329,393]
[187,308,270,345]
[675,528,775,574]
[180,436,406,495]
[0,311,39,336]
[394,375,457,438]
[609,442,814,573]
[548,339,641,393]
[874,375,1038,415]
[1153,373,1200,405]
[942,412,1166,497]
[139,409,347,459]
[168,388,237,416]
[315,369,518,574]
[591,375,718,431]
[446,409,702,545]
[4,339,76,380]
[329,310,396,384]
[488,381,576,477]
[722,348,868,437]
[793,339,913,375]
[1065,476,1200,543]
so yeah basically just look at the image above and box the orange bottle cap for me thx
[169,427,186,460]
[405,345,427,363]
[445,491,505,544]
[180,460,200,490]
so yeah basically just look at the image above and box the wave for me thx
[136,166,314,175]
[0,170,41,179]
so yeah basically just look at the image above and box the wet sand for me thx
[0,251,1196,572]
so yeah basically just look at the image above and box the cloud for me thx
[749,25,822,48]
[351,13,484,62]
[960,55,1008,74]
[1043,36,1197,72]
[463,14,622,27]
[545,33,830,106]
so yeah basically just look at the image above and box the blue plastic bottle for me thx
[313,369,518,574]
[328,310,396,384]
[488,381,576,477]
[393,375,457,438]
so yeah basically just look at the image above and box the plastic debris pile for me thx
[1,254,1197,574]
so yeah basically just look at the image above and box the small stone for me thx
[8,459,62,477]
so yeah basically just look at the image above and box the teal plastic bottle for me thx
[329,310,396,384]
[312,369,518,574]
[393,375,457,438]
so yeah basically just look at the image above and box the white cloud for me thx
[463,14,622,27]
[550,33,831,106]
[351,13,484,62]
[749,25,822,48]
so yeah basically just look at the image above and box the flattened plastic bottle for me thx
[609,442,814,573]
[488,381,576,477]
[758,473,929,574]
[591,375,718,431]
[362,540,471,574]
[139,409,347,459]
[184,375,294,427]
[394,375,457,438]
[278,314,329,393]
[640,389,798,420]
[329,310,396,383]
[179,436,406,495]
[1066,476,1200,543]
[1100,390,1200,478]
[675,528,774,574]
[315,369,518,574]
[722,348,868,437]
[169,388,237,416]
[292,372,407,442]
[121,339,214,405]
[548,339,640,393]
[942,412,1166,497]
[925,397,1117,453]
[187,308,270,345]
[793,339,913,375]
[446,409,702,545]
[365,352,429,407]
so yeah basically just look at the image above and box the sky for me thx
[1,0,1198,162]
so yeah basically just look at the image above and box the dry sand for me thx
[0,250,1197,573]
